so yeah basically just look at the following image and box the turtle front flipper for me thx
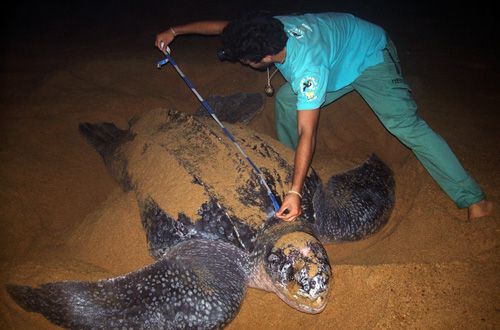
[7,240,250,329]
[195,92,265,124]
[312,154,395,242]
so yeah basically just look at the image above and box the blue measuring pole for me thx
[157,51,281,212]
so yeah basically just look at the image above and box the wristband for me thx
[287,190,302,199]
[170,27,177,37]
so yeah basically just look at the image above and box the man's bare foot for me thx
[468,200,494,220]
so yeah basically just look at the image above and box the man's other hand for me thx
[276,193,302,221]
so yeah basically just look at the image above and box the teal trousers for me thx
[274,39,484,208]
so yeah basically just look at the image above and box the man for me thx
[155,12,493,221]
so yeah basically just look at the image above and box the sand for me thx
[1,2,498,329]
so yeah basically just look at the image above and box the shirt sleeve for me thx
[291,66,329,110]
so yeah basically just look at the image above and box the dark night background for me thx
[2,0,497,106]
[2,0,498,60]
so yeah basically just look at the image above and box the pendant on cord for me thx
[265,66,279,97]
[264,85,275,97]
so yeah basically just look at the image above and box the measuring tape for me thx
[157,46,281,212]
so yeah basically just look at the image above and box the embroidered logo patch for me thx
[287,24,313,39]
[300,77,318,101]
[288,27,304,39]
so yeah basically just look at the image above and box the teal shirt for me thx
[275,12,387,110]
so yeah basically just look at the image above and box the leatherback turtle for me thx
[6,93,394,329]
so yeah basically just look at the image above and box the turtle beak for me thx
[265,232,331,313]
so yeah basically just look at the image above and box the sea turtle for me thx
[6,93,394,329]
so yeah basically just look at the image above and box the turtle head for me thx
[264,231,331,313]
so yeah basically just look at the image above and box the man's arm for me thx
[276,109,320,221]
[155,21,229,52]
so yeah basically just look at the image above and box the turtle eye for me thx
[280,260,295,283]
[295,266,310,291]
[267,251,295,284]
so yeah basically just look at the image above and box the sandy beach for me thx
[1,1,498,329]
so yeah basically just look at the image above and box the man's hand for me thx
[155,28,176,53]
[276,193,302,221]
[155,21,229,53]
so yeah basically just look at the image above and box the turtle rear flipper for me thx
[312,154,395,242]
[79,122,134,191]
[7,240,249,329]
[78,122,130,160]
[195,93,265,124]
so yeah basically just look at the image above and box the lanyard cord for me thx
[267,66,279,87]
[265,66,279,97]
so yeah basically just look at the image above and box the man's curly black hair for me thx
[221,11,287,63]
